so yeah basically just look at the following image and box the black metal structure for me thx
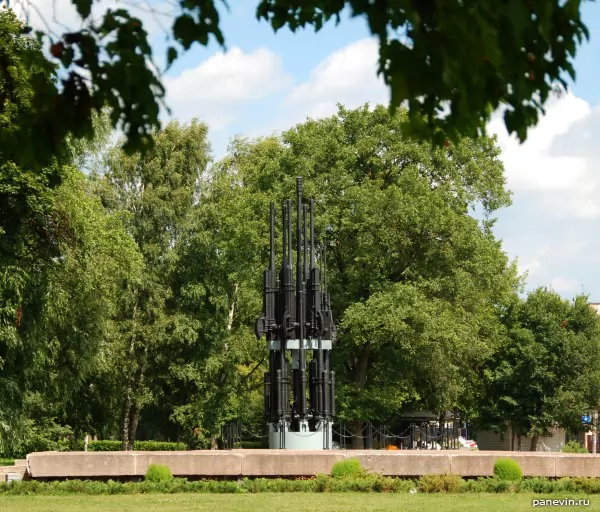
[255,177,336,449]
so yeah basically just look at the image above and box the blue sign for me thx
[583,415,592,424]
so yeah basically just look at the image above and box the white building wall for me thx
[475,427,566,451]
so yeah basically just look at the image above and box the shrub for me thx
[417,474,464,493]
[145,464,173,483]
[83,440,187,452]
[522,477,553,493]
[233,441,267,449]
[562,441,588,453]
[314,473,331,492]
[330,458,366,479]
[135,441,187,451]
[493,458,523,481]
[571,477,600,494]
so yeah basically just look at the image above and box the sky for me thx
[16,0,600,300]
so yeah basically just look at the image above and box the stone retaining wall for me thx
[25,450,600,479]
[1,459,27,481]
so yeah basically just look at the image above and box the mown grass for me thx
[0,458,14,466]
[0,493,598,512]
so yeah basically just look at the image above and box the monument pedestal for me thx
[268,421,333,449]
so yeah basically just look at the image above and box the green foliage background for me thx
[1,10,600,456]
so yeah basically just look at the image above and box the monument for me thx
[255,177,336,449]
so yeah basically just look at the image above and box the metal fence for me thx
[222,420,462,450]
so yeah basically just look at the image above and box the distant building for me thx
[475,427,566,452]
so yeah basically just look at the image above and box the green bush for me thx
[81,440,187,452]
[145,464,173,483]
[330,458,366,479]
[135,441,188,451]
[562,441,588,453]
[5,475,600,495]
[493,458,523,481]
[417,474,464,493]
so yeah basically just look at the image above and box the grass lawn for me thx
[0,459,14,466]
[0,493,597,512]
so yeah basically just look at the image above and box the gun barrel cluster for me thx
[255,177,336,441]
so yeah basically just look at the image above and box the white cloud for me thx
[284,38,388,118]
[489,90,600,297]
[489,92,592,198]
[247,38,388,139]
[551,277,581,294]
[164,47,293,131]
[517,258,541,277]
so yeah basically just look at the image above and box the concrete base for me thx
[268,421,333,449]
[0,460,27,482]
[26,450,600,480]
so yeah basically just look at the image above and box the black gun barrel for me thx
[264,372,271,419]
[330,371,336,417]
[270,202,275,270]
[281,201,286,274]
[310,200,315,268]
[296,177,307,417]
[303,204,308,281]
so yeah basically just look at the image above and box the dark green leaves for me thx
[12,0,594,168]
[479,288,600,440]
[72,0,93,20]
[172,1,227,49]
[47,10,164,155]
[167,47,178,67]
[256,0,589,145]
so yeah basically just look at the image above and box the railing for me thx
[222,420,464,450]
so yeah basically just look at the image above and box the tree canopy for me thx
[7,0,591,158]
[477,288,600,451]
[186,104,520,447]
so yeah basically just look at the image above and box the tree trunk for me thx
[122,390,133,450]
[349,349,370,450]
[511,428,515,451]
[530,435,538,451]
[517,434,522,451]
[227,283,238,332]
[350,420,364,450]
[122,301,138,451]
[129,402,141,449]
[127,344,149,449]
[210,436,218,450]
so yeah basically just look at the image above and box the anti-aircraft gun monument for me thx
[255,177,336,449]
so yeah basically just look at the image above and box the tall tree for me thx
[7,1,591,155]
[183,104,519,448]
[96,119,211,449]
[477,288,600,451]
[0,166,142,456]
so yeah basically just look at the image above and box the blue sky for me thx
[22,0,600,300]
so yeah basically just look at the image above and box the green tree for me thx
[478,288,600,451]
[181,104,519,447]
[10,0,591,155]
[0,166,142,456]
[94,119,211,449]
[0,10,143,453]
[168,161,275,447]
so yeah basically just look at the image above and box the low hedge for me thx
[78,441,188,452]
[3,476,600,495]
